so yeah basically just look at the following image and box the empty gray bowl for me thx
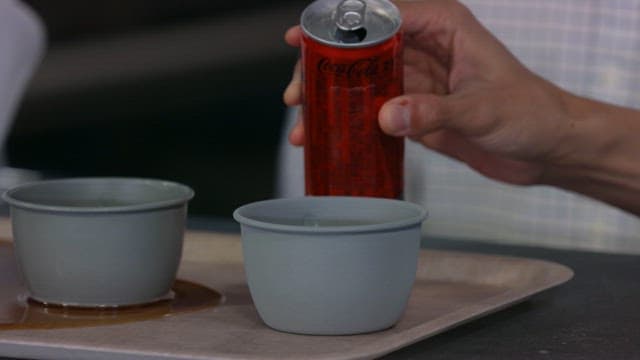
[2,177,194,307]
[233,196,427,335]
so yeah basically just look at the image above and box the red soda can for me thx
[300,0,404,198]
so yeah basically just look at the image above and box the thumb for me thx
[379,94,456,137]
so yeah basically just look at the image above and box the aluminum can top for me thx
[301,0,402,48]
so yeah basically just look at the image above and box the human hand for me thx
[283,0,577,186]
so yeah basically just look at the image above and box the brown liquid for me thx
[0,241,223,330]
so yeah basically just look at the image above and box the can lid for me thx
[301,0,401,48]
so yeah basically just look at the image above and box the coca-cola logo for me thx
[317,57,393,78]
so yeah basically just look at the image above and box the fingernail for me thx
[386,104,411,135]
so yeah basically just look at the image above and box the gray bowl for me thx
[233,196,427,335]
[2,177,194,307]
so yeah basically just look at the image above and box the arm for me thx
[542,95,640,215]
[284,0,640,217]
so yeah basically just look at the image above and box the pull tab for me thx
[334,0,368,43]
[336,0,367,31]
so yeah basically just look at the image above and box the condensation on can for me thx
[300,0,404,198]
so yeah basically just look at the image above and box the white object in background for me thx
[0,0,45,166]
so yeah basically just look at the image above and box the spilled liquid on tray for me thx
[0,240,223,330]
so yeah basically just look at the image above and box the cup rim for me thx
[2,177,195,213]
[233,196,428,234]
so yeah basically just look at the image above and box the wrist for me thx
[541,93,640,214]
[544,94,616,173]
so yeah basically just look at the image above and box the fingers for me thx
[283,60,302,106]
[288,113,305,146]
[396,0,476,34]
[379,94,455,137]
[394,0,472,52]
[284,26,302,47]
[283,26,303,106]
[283,26,304,144]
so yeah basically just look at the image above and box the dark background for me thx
[8,0,305,217]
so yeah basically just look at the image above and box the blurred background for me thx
[8,0,304,217]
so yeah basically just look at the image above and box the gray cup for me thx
[2,178,194,307]
[233,196,427,335]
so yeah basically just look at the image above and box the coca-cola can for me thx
[300,0,404,198]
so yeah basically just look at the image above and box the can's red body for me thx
[302,32,404,198]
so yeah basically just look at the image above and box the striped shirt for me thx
[277,0,640,254]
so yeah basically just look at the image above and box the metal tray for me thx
[0,223,573,360]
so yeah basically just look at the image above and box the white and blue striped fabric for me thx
[277,0,640,254]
